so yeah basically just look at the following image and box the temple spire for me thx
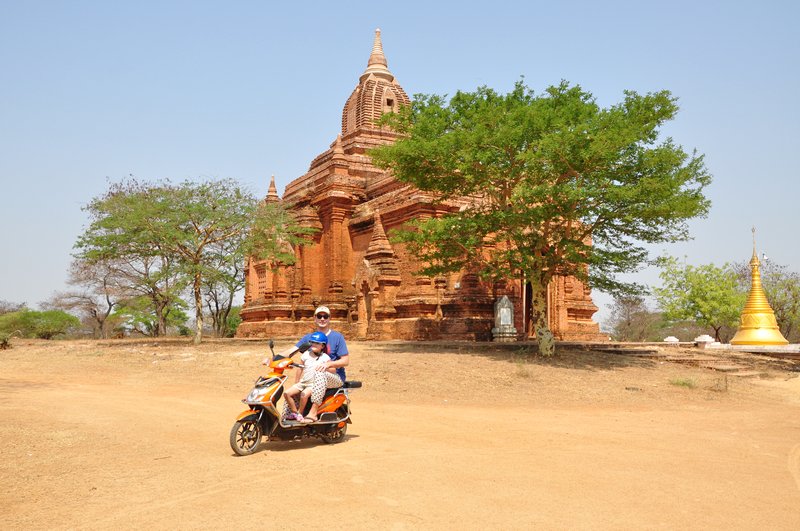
[265,175,280,203]
[365,211,401,282]
[332,134,345,159]
[360,28,394,82]
[730,228,788,345]
[343,29,409,135]
[366,211,394,258]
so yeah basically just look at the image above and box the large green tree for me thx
[76,179,313,343]
[371,81,711,354]
[75,180,188,337]
[654,257,745,342]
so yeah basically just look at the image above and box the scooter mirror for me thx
[297,341,311,353]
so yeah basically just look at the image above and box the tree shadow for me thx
[361,340,662,372]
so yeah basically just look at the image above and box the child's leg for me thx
[298,387,313,414]
[305,371,341,421]
[284,386,300,413]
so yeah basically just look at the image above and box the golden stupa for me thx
[730,229,788,345]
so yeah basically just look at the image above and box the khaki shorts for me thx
[288,381,313,393]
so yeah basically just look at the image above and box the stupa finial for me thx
[360,28,394,82]
[369,29,386,67]
[749,226,760,267]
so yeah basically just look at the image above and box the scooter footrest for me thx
[318,412,339,423]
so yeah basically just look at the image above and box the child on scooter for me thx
[283,331,331,422]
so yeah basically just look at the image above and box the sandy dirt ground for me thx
[1,338,800,530]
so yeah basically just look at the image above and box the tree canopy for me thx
[654,257,745,342]
[371,80,711,353]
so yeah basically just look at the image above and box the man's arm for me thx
[318,352,348,372]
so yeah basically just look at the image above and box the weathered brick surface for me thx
[240,30,606,342]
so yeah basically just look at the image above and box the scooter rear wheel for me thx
[230,419,262,456]
[320,422,347,444]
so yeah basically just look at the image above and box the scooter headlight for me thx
[247,387,268,402]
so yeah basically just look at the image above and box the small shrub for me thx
[513,353,533,378]
[669,377,696,389]
[0,332,10,349]
[0,309,79,339]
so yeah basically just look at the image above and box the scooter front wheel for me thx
[230,419,262,456]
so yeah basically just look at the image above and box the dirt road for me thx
[1,339,799,529]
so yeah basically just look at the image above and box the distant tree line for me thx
[0,300,81,347]
[607,258,800,343]
[3,178,314,345]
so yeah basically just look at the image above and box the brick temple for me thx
[238,30,605,341]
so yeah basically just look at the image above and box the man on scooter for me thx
[283,331,331,422]
[274,305,349,423]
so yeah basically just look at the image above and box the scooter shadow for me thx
[231,433,360,457]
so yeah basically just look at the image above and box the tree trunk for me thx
[156,306,166,337]
[205,298,220,338]
[220,291,234,337]
[90,308,105,339]
[98,306,113,339]
[193,272,203,344]
[530,280,555,357]
[152,295,167,338]
[100,292,114,339]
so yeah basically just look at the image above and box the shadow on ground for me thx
[362,340,661,372]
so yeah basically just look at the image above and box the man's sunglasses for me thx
[315,314,330,319]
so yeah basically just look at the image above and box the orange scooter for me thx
[229,340,361,456]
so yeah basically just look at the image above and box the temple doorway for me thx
[524,281,533,338]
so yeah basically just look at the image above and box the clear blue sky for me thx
[2,0,798,326]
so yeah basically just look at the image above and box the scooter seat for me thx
[322,387,341,400]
